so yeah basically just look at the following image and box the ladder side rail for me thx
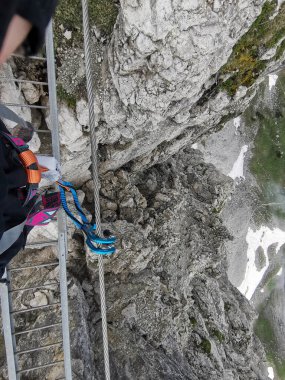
[46,20,73,380]
[0,270,18,380]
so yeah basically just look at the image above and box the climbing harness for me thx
[0,105,62,258]
[0,103,62,226]
[26,191,61,226]
[0,103,42,206]
[0,130,41,206]
[58,180,116,255]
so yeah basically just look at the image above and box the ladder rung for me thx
[17,360,64,374]
[16,341,63,355]
[12,53,47,61]
[35,129,52,134]
[11,302,61,315]
[25,240,58,249]
[40,153,54,157]
[9,282,59,293]
[3,102,48,109]
[13,322,62,336]
[9,262,59,271]
[0,77,48,86]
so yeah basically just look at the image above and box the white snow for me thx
[191,143,198,149]
[277,267,283,276]
[238,226,285,300]
[268,366,274,379]
[260,288,264,293]
[228,145,248,180]
[233,117,241,133]
[268,74,278,91]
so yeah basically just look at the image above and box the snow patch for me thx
[228,145,248,180]
[277,267,283,276]
[191,143,198,149]
[268,366,274,379]
[268,74,278,91]
[238,226,285,300]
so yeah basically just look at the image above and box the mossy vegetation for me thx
[90,0,119,35]
[54,0,118,103]
[249,73,285,220]
[54,0,118,48]
[220,1,285,96]
[57,84,77,109]
[224,302,231,312]
[200,338,211,354]
[250,115,285,186]
[267,277,277,292]
[255,311,285,380]
[255,313,275,346]
[190,317,197,327]
[261,264,283,292]
[212,329,225,343]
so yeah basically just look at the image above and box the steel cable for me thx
[81,1,111,379]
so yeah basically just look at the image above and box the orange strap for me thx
[26,169,41,184]
[40,166,49,173]
[19,150,38,167]
[56,181,71,192]
[19,150,41,184]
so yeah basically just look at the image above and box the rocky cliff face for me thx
[85,148,269,379]
[2,0,285,379]
[58,0,285,175]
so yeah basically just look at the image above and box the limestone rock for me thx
[94,0,266,172]
[20,81,41,104]
[76,98,89,127]
[82,148,269,379]
[0,63,31,129]
[57,104,83,151]
[28,131,41,153]
[30,291,49,308]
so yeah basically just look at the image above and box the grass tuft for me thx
[54,0,118,48]
[57,84,77,109]
[200,338,211,354]
[220,1,285,96]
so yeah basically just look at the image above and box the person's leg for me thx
[0,15,32,64]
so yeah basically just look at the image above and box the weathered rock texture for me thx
[83,148,269,379]
[59,0,285,175]
[2,0,285,379]
[101,0,262,170]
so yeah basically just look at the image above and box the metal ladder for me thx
[0,22,72,380]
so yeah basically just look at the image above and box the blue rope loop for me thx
[58,180,116,255]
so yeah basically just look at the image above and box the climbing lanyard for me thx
[58,180,116,255]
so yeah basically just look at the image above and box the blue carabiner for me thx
[82,224,116,245]
[57,180,117,255]
[86,238,116,255]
